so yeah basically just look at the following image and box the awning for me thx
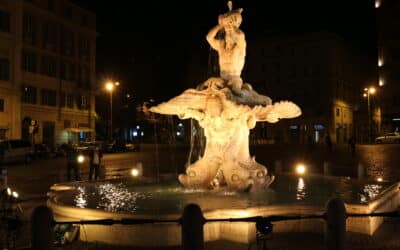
[64,127,94,133]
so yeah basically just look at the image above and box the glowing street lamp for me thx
[105,81,119,139]
[295,163,306,176]
[363,87,377,142]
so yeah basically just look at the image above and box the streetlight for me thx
[363,87,376,142]
[105,81,119,139]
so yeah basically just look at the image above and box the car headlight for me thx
[77,155,85,163]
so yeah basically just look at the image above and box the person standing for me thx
[0,143,4,168]
[66,143,80,181]
[89,147,102,181]
[325,134,332,153]
[348,135,356,157]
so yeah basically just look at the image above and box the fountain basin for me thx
[47,174,400,247]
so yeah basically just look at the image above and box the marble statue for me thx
[206,2,245,92]
[150,1,301,192]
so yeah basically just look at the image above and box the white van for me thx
[0,140,34,164]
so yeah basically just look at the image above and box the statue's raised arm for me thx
[206,1,246,90]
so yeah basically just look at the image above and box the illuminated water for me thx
[59,174,393,214]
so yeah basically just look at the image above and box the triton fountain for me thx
[46,2,400,247]
[150,1,301,192]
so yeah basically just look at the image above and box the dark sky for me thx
[73,0,377,103]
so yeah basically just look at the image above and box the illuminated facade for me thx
[376,0,400,132]
[246,32,374,144]
[0,0,96,145]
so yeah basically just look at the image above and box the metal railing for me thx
[31,198,400,250]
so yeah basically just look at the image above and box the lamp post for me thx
[363,87,376,142]
[105,81,119,139]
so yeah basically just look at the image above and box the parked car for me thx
[375,132,400,144]
[75,141,104,154]
[104,140,139,153]
[33,143,51,159]
[0,139,34,164]
[53,143,70,157]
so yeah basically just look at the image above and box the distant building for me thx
[375,0,400,132]
[245,32,375,144]
[0,0,96,146]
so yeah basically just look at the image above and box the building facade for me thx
[245,32,375,144]
[0,0,96,146]
[375,0,400,133]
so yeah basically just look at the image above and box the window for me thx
[0,99,4,112]
[0,130,5,140]
[78,66,89,89]
[79,36,90,60]
[275,45,282,55]
[60,61,75,81]
[260,48,265,57]
[22,51,37,72]
[21,85,37,104]
[261,64,266,73]
[42,21,57,51]
[336,108,340,117]
[81,15,87,26]
[23,13,37,45]
[41,89,57,106]
[79,95,88,110]
[41,56,57,77]
[60,91,65,107]
[274,63,280,73]
[60,28,74,56]
[290,48,295,56]
[0,10,10,33]
[0,58,10,81]
[64,120,71,129]
[304,66,309,77]
[66,93,74,108]
[60,92,73,108]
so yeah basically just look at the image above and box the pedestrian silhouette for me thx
[66,143,80,181]
[348,135,356,157]
[88,147,103,181]
[325,134,332,153]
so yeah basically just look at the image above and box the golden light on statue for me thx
[148,0,300,191]
[295,163,306,176]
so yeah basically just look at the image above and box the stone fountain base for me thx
[47,181,400,247]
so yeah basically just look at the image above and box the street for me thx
[5,143,400,201]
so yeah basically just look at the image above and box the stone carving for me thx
[206,1,245,92]
[150,1,301,192]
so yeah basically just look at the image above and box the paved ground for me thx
[2,143,400,249]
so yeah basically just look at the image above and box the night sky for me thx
[73,0,377,103]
